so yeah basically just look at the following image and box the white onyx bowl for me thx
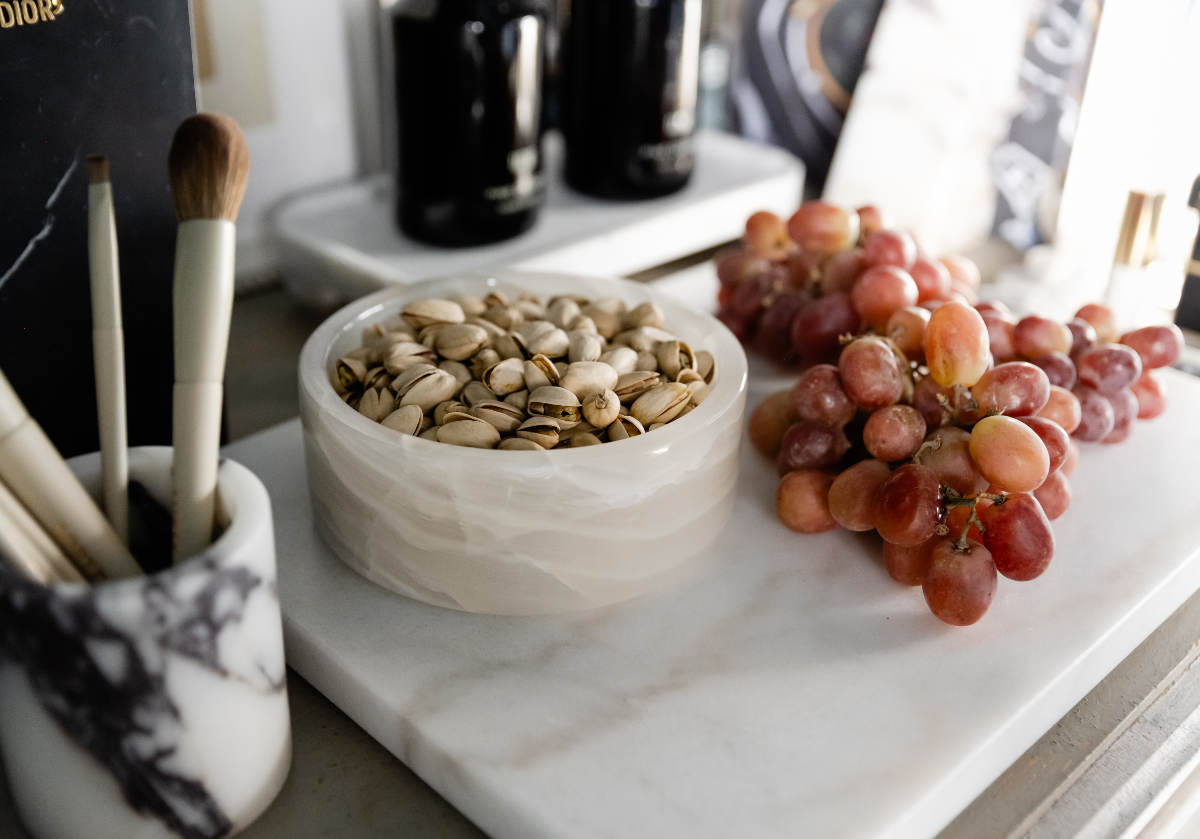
[297,270,748,615]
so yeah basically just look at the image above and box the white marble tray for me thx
[225,369,1200,839]
[269,131,804,305]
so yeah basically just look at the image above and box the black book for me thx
[0,0,195,456]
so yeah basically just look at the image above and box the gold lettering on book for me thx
[0,0,61,28]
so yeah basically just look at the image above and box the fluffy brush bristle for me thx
[86,154,110,185]
[167,113,250,223]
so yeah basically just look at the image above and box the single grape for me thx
[855,205,888,241]
[726,269,778,323]
[922,538,997,626]
[909,258,952,303]
[917,426,989,496]
[1101,388,1138,445]
[786,202,859,256]
[1072,385,1115,441]
[924,301,990,388]
[1074,302,1118,342]
[1035,385,1082,434]
[886,306,930,361]
[755,293,809,363]
[1131,371,1167,419]
[945,500,987,543]
[715,247,771,289]
[820,248,866,294]
[716,309,749,342]
[1062,440,1080,476]
[873,464,941,547]
[1034,471,1071,520]
[791,291,860,364]
[912,375,954,429]
[747,389,798,457]
[786,249,824,289]
[970,361,1051,417]
[974,300,1012,318]
[939,255,982,294]
[978,493,1054,581]
[1017,416,1070,473]
[1066,317,1098,359]
[862,230,917,269]
[839,336,906,410]
[969,415,1050,494]
[790,364,857,427]
[1076,344,1142,395]
[828,459,891,532]
[983,314,1018,364]
[777,420,851,474]
[851,266,919,331]
[1120,324,1184,369]
[1013,315,1073,359]
[1034,351,1077,389]
[885,539,934,586]
[777,470,837,533]
[863,404,926,462]
[744,210,794,261]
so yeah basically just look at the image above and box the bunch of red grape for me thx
[738,202,1185,626]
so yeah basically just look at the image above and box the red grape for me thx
[1101,388,1138,445]
[748,390,798,457]
[863,404,926,462]
[839,336,906,410]
[885,539,933,586]
[777,420,851,473]
[969,415,1050,493]
[786,249,824,289]
[917,426,988,496]
[978,493,1054,581]
[1131,371,1167,419]
[1062,440,1080,476]
[715,248,770,289]
[776,470,837,533]
[820,248,866,294]
[912,376,954,429]
[1017,416,1070,473]
[923,538,997,626]
[863,230,917,269]
[828,459,891,532]
[791,292,860,364]
[909,258,952,303]
[851,266,919,330]
[1072,385,1115,441]
[887,306,930,361]
[744,210,793,261]
[1076,344,1142,395]
[1033,352,1076,390]
[1074,302,1118,342]
[790,364,857,427]
[1034,471,1071,520]
[925,301,990,388]
[1066,317,1098,359]
[970,361,1051,417]
[939,255,982,295]
[983,314,1018,364]
[1013,315,1072,359]
[855,205,888,241]
[1035,385,1082,433]
[874,464,941,547]
[787,202,859,256]
[755,292,808,363]
[974,300,1012,318]
[1120,324,1184,369]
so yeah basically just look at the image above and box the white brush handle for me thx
[172,219,235,561]
[88,180,129,542]
[0,478,84,584]
[0,421,140,580]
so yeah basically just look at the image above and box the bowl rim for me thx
[298,269,748,461]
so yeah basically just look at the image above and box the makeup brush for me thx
[0,368,140,579]
[168,113,249,562]
[87,154,129,543]
[0,477,85,584]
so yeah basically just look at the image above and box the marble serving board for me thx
[225,366,1200,839]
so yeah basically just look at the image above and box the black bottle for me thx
[391,0,547,246]
[561,0,702,199]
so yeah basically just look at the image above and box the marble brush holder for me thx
[298,270,749,615]
[0,447,291,839]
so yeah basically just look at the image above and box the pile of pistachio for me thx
[332,290,716,449]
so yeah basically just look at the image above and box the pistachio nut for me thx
[558,361,619,398]
[624,301,665,330]
[434,400,468,426]
[492,332,527,361]
[516,416,561,449]
[356,387,393,422]
[607,414,646,441]
[527,386,582,423]
[515,299,547,321]
[568,330,604,363]
[555,361,570,379]
[686,380,710,406]
[547,297,582,329]
[484,303,523,330]
[439,360,473,391]
[362,365,391,390]
[481,357,526,396]
[582,389,621,428]
[630,382,690,426]
[381,404,424,436]
[483,291,509,308]
[695,349,716,383]
[498,436,545,451]
[647,422,667,432]
[434,323,490,361]
[417,324,444,349]
[569,432,603,447]
[567,314,598,334]
[466,315,507,340]
[523,353,560,390]
[402,298,465,330]
[522,321,570,358]
[599,346,638,375]
[470,348,503,379]
[471,400,525,434]
[382,341,437,375]
[362,324,415,348]
[614,370,662,403]
[419,426,440,441]
[437,415,500,448]
[394,365,460,412]
[614,326,675,353]
[635,351,659,372]
[504,389,529,411]
[342,346,376,363]
[335,356,367,391]
[581,302,622,339]
[452,293,488,317]
[675,368,704,385]
[656,339,695,379]
[461,380,496,407]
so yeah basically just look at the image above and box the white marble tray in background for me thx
[225,363,1200,839]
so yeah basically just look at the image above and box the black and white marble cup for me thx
[0,447,291,839]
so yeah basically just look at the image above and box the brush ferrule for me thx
[173,219,236,383]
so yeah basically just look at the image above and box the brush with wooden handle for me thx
[87,154,130,544]
[0,368,140,580]
[168,113,249,562]
[0,477,85,584]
